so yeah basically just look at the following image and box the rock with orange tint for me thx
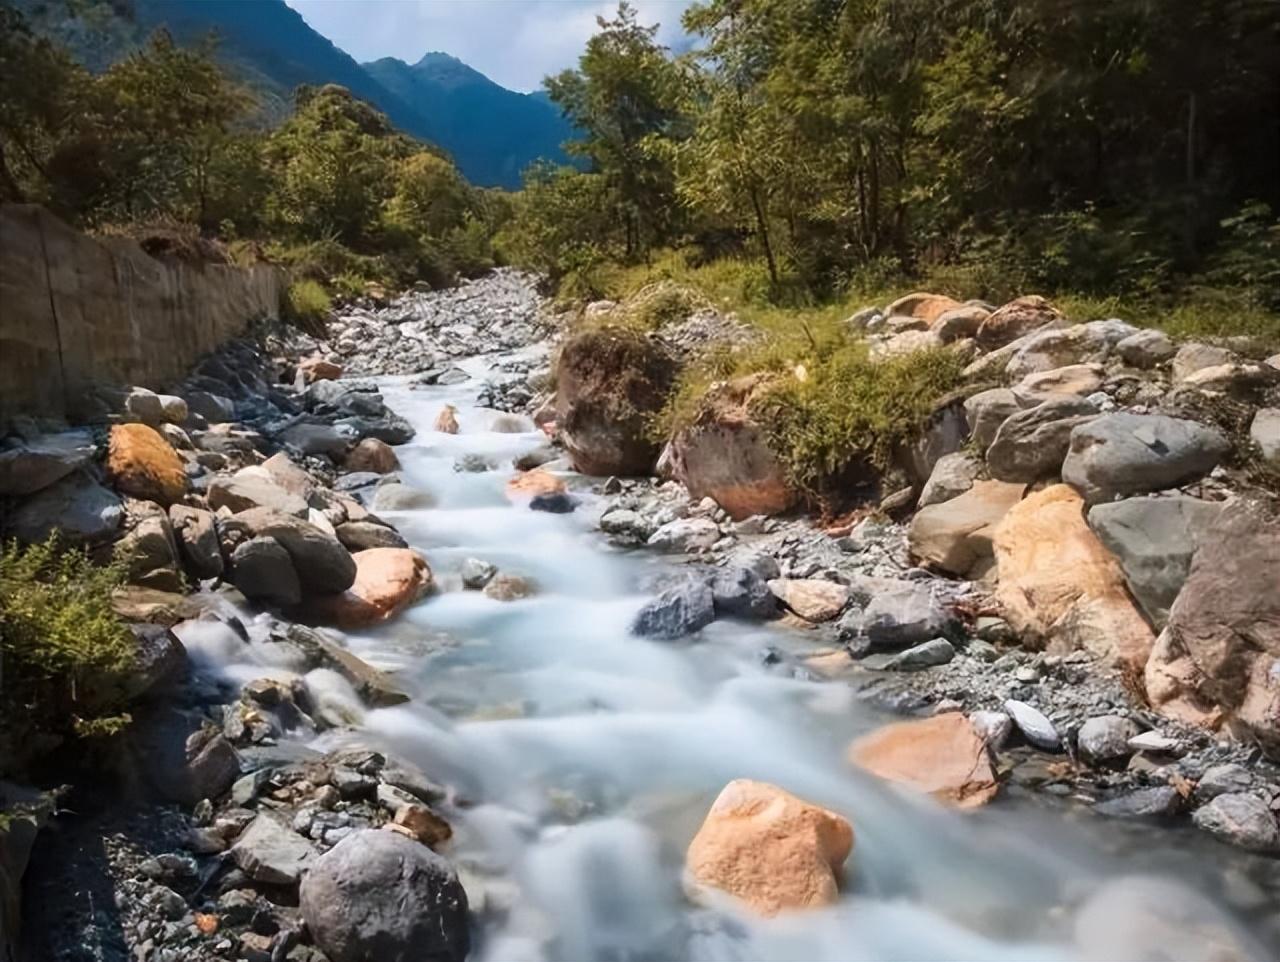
[316,548,432,629]
[344,438,399,474]
[975,295,1064,349]
[886,292,963,324]
[848,713,999,808]
[505,468,566,500]
[766,578,849,622]
[668,375,796,520]
[434,404,459,434]
[298,356,343,383]
[993,484,1155,671]
[107,423,188,505]
[685,779,853,916]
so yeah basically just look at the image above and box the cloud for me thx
[285,0,695,92]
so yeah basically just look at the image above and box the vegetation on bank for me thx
[0,538,137,764]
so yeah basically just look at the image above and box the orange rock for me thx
[766,578,849,622]
[975,295,1063,349]
[434,404,459,434]
[393,804,452,847]
[505,468,566,499]
[298,356,342,382]
[194,913,219,935]
[685,779,853,916]
[886,292,963,323]
[848,713,999,809]
[344,438,399,474]
[107,423,188,505]
[993,484,1155,671]
[316,548,432,629]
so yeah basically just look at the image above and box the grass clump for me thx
[0,538,137,763]
[283,278,332,334]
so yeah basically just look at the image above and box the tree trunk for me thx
[748,182,779,287]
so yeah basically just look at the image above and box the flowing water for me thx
[182,352,1276,962]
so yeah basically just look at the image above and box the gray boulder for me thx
[986,396,1097,482]
[631,580,715,639]
[1087,495,1221,628]
[300,829,469,962]
[169,504,224,581]
[1196,764,1254,802]
[917,452,981,508]
[1172,343,1235,382]
[128,707,240,805]
[231,814,316,885]
[883,638,955,671]
[1116,329,1175,368]
[963,388,1024,452]
[185,391,235,423]
[335,521,408,551]
[208,473,308,517]
[124,623,188,700]
[125,387,165,426]
[279,422,349,459]
[373,482,436,511]
[710,566,777,620]
[1003,699,1061,751]
[1062,413,1230,504]
[460,558,497,590]
[1095,786,1182,819]
[646,517,720,553]
[529,492,576,513]
[7,473,122,544]
[1192,793,1280,852]
[1077,715,1139,765]
[336,414,415,446]
[837,580,954,650]
[231,537,302,607]
[0,429,97,496]
[116,514,184,592]
[233,508,356,594]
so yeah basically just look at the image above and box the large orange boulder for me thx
[316,548,432,629]
[107,423,187,506]
[886,292,963,324]
[344,438,399,474]
[298,356,343,383]
[685,780,853,916]
[975,295,1064,349]
[505,468,566,500]
[668,375,796,520]
[848,713,998,808]
[908,479,1026,577]
[993,484,1155,671]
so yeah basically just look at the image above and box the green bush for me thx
[284,278,332,330]
[0,538,137,757]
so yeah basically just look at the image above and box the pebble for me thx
[1003,699,1062,751]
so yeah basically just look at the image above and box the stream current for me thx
[181,350,1275,962]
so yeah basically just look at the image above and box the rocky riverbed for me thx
[2,273,1279,961]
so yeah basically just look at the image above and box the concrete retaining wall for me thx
[0,205,282,423]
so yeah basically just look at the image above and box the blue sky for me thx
[285,0,695,93]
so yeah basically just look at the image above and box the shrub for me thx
[0,538,137,760]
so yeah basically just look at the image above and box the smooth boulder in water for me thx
[632,579,715,639]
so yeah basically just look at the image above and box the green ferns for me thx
[0,538,136,753]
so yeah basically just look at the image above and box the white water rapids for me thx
[179,351,1273,962]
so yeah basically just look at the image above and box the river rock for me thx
[932,304,989,342]
[7,473,123,544]
[1077,715,1139,765]
[300,828,469,962]
[668,375,796,519]
[1144,503,1280,754]
[128,706,240,805]
[975,295,1063,349]
[1003,699,1061,750]
[685,779,853,916]
[209,471,308,517]
[554,327,679,476]
[711,566,777,620]
[284,624,409,707]
[970,710,1013,749]
[434,404,459,434]
[1086,495,1221,629]
[1196,764,1254,801]
[964,388,1025,453]
[1172,343,1235,382]
[460,558,497,590]
[336,521,408,551]
[373,482,436,511]
[344,438,399,474]
[0,428,97,496]
[647,517,720,553]
[908,479,1026,577]
[298,356,342,382]
[767,578,849,622]
[123,387,164,426]
[837,580,954,650]
[279,422,349,459]
[631,580,715,639]
[232,814,315,885]
[185,390,235,423]
[1251,408,1280,465]
[994,485,1156,669]
[1003,319,1137,379]
[336,412,415,446]
[529,491,575,513]
[1061,413,1230,504]
[231,537,302,607]
[917,452,981,508]
[1012,363,1104,405]
[116,513,184,592]
[483,573,536,601]
[168,504,223,580]
[124,622,188,700]
[987,396,1098,482]
[849,713,998,807]
[883,638,955,670]
[505,468,566,499]
[1095,786,1181,819]
[1117,329,1175,368]
[233,508,356,594]
[317,548,432,628]
[106,423,187,505]
[1191,794,1280,852]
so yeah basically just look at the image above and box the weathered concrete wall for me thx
[0,205,282,423]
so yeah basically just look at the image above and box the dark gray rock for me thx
[837,580,954,650]
[129,707,240,805]
[334,471,384,492]
[1192,793,1280,852]
[7,473,123,544]
[631,580,715,640]
[453,453,495,473]
[231,814,315,885]
[529,492,575,513]
[233,508,356,594]
[278,422,349,459]
[336,414,415,446]
[125,623,188,701]
[1095,786,1182,819]
[0,429,97,496]
[460,558,497,590]
[710,566,777,620]
[184,390,235,424]
[232,536,302,607]
[300,829,469,962]
[1195,764,1254,802]
[986,395,1098,482]
[1062,413,1230,504]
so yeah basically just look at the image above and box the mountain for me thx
[364,53,574,189]
[13,0,572,188]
